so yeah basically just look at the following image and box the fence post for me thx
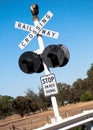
[12,125,16,130]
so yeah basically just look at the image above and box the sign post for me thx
[30,4,62,122]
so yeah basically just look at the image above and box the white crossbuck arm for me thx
[15,11,59,50]
[15,21,59,39]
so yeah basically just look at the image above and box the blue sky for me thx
[0,0,93,98]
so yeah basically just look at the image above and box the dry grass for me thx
[0,101,93,130]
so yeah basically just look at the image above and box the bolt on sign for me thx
[40,73,58,96]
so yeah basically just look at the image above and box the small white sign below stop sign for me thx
[40,73,58,96]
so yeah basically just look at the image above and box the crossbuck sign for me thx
[15,11,59,50]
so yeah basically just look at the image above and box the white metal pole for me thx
[51,96,62,122]
[34,18,62,122]
[31,5,62,122]
[33,20,50,75]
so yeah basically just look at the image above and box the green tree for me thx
[87,64,93,78]
[13,96,30,117]
[0,95,14,118]
[86,64,93,90]
[56,83,71,105]
[25,89,41,112]
[38,87,51,110]
[80,91,93,102]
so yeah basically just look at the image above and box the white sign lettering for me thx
[15,21,59,39]
[40,74,58,96]
[15,21,35,32]
[18,11,53,50]
[39,29,59,38]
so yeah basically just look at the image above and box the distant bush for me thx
[80,91,93,102]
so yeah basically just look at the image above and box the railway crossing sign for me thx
[16,4,63,122]
[40,73,58,96]
[15,11,59,50]
[15,21,59,39]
